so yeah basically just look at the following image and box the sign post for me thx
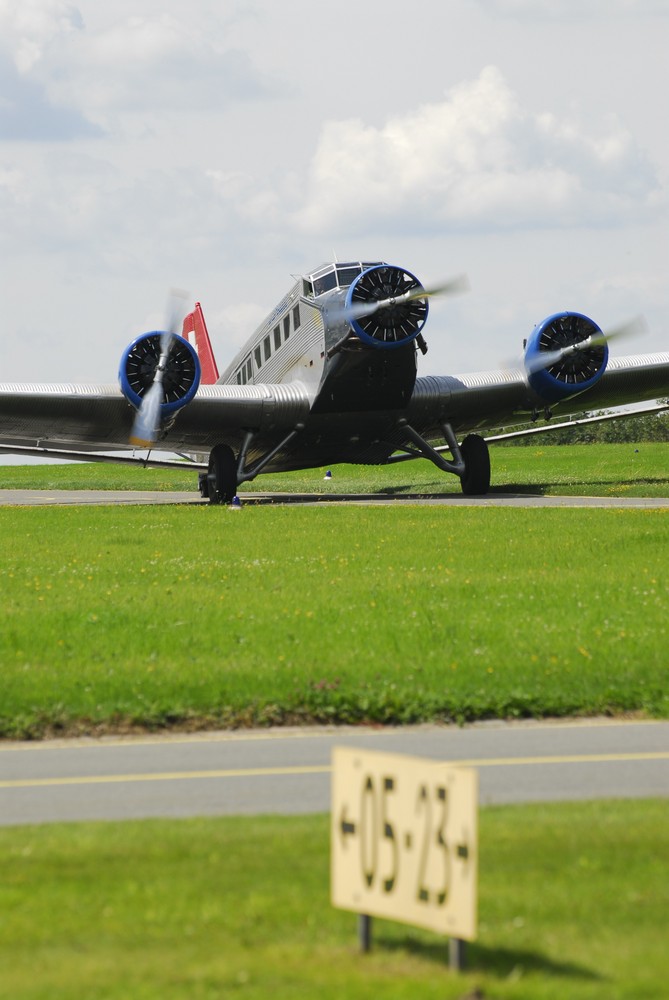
[331,747,478,966]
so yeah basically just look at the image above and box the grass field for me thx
[1,441,668,496]
[2,455,666,1000]
[1,799,667,999]
[1,498,667,737]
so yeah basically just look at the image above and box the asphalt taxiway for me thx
[1,720,667,826]
[2,489,669,508]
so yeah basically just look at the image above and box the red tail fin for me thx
[182,303,219,384]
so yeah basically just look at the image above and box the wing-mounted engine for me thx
[345,265,428,349]
[524,311,608,403]
[119,331,201,443]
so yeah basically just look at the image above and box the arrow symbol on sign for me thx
[340,807,356,847]
[456,830,472,871]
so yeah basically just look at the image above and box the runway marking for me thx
[1,764,330,789]
[2,752,667,790]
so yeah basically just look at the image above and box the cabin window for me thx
[254,346,262,369]
[292,304,301,330]
[263,335,271,361]
[313,271,337,296]
[302,279,314,297]
[283,315,290,340]
[274,325,281,349]
[237,354,252,384]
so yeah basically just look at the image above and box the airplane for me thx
[1,259,668,503]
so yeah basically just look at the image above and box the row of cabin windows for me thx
[236,304,301,384]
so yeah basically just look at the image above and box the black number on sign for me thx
[381,776,398,893]
[360,776,377,887]
[435,785,450,906]
[416,784,451,906]
[358,774,399,893]
[416,783,431,902]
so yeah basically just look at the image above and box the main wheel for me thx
[207,444,238,505]
[459,434,490,496]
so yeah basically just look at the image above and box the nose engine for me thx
[345,265,428,349]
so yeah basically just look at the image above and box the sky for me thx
[1,0,668,386]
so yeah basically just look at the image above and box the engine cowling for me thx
[119,331,201,414]
[525,311,608,403]
[345,265,428,349]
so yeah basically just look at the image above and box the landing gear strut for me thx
[394,421,491,495]
[201,425,305,505]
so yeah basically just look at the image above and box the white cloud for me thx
[0,0,84,72]
[0,3,279,141]
[55,13,273,112]
[0,55,101,139]
[296,67,662,237]
[0,1,100,139]
[1,2,667,387]
[7,6,276,116]
[478,0,669,17]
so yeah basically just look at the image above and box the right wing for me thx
[0,381,313,461]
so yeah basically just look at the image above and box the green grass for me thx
[1,441,668,496]
[1,800,666,999]
[1,503,667,738]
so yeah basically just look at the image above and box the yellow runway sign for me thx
[331,748,478,940]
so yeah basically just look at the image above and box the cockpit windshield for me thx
[313,270,338,297]
[308,261,384,297]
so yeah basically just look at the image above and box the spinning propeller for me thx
[344,272,470,323]
[525,315,647,376]
[129,290,190,448]
[332,265,470,351]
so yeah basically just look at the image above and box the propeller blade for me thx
[130,378,164,447]
[405,273,471,302]
[344,273,470,322]
[525,315,647,375]
[129,289,190,447]
[587,315,648,348]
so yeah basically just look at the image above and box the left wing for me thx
[405,350,669,443]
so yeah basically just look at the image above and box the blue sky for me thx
[1,0,667,382]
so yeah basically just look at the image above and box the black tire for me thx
[207,444,237,504]
[460,434,490,496]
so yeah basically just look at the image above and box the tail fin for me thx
[182,302,220,384]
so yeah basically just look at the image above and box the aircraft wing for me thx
[1,351,668,462]
[0,381,313,460]
[406,352,669,441]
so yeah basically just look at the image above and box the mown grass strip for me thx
[1,504,667,737]
[1,441,668,496]
[1,800,666,999]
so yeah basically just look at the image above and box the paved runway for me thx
[2,489,669,508]
[1,720,667,826]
